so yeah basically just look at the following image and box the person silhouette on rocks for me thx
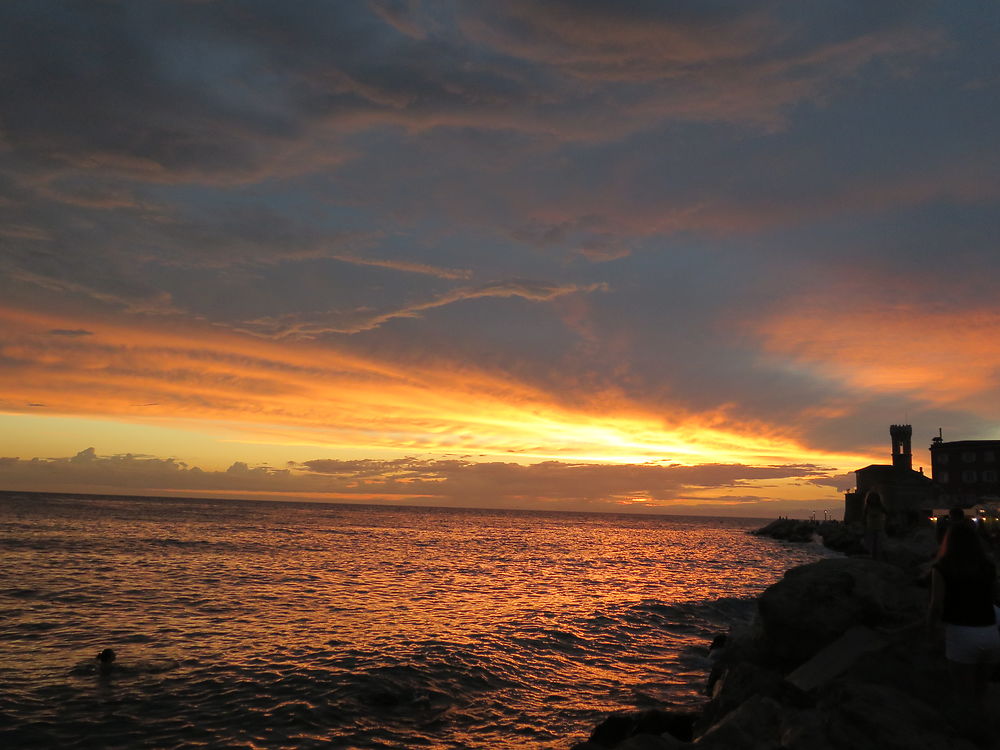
[863,495,888,561]
[928,521,1000,711]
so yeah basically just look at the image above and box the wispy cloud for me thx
[241,280,609,337]
[7,270,179,316]
[332,254,471,280]
[48,328,93,337]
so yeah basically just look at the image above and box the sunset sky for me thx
[2,1,999,516]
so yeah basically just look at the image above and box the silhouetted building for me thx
[889,423,912,470]
[844,425,934,527]
[929,432,1000,508]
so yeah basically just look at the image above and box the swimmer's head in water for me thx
[97,648,116,663]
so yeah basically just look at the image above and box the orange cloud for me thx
[0,304,867,475]
[755,294,1000,408]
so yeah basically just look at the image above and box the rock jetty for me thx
[752,518,865,555]
[572,526,998,750]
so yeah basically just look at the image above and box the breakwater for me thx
[572,522,995,750]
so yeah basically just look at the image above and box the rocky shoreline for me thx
[570,521,997,750]
[751,517,866,555]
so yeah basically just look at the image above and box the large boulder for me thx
[695,661,807,735]
[831,629,948,709]
[756,557,924,668]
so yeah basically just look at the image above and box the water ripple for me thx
[0,494,828,749]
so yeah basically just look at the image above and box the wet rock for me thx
[587,709,697,748]
[586,712,640,747]
[703,622,766,695]
[753,518,867,555]
[752,518,817,543]
[694,694,784,750]
[815,521,865,555]
[696,660,811,737]
[633,710,696,742]
[697,661,780,732]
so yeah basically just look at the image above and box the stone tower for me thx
[890,424,913,471]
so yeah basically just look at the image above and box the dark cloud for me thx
[0,447,289,492]
[0,0,935,187]
[0,2,310,184]
[0,448,836,513]
[299,456,831,503]
[48,329,93,337]
[808,472,857,493]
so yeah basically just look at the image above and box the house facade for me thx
[929,436,1000,508]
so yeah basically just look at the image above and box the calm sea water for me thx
[0,493,831,749]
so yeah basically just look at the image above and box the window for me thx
[963,452,976,463]
[983,470,998,483]
[937,453,949,465]
[985,451,996,463]
[938,471,949,484]
[963,470,977,483]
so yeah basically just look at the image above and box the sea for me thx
[0,493,833,749]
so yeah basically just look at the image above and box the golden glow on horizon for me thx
[0,304,873,488]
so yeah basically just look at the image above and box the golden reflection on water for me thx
[1,496,829,749]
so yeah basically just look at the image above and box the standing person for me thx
[863,495,888,561]
[927,521,1000,709]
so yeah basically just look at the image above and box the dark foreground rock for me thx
[574,554,995,750]
[572,709,697,749]
[756,557,924,668]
